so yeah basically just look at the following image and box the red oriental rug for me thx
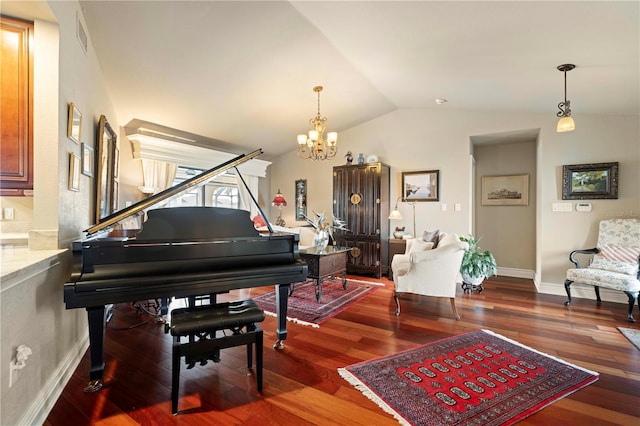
[252,278,380,327]
[339,329,599,426]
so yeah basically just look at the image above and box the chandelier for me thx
[297,86,338,160]
[556,64,576,133]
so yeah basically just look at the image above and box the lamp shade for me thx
[272,189,287,207]
[388,209,403,220]
[557,116,575,132]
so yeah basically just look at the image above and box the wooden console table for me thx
[298,246,351,301]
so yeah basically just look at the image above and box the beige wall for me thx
[474,140,537,273]
[0,1,119,424]
[270,108,640,302]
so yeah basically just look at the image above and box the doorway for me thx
[470,129,539,279]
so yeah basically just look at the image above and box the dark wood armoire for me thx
[332,162,390,277]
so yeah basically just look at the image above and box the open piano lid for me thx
[85,149,269,236]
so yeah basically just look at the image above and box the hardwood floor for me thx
[45,275,640,425]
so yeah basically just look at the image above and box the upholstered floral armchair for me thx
[392,233,468,320]
[565,219,640,322]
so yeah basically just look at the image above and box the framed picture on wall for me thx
[68,153,80,191]
[67,102,82,144]
[481,174,529,206]
[401,170,439,202]
[95,115,117,223]
[81,143,93,177]
[562,162,618,200]
[295,179,307,220]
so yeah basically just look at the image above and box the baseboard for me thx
[538,281,629,304]
[497,267,535,279]
[17,332,89,425]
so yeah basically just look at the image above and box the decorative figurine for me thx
[358,153,365,164]
[345,151,353,165]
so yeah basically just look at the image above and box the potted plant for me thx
[459,235,497,288]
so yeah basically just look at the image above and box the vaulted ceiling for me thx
[26,2,640,159]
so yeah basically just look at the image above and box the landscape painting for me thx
[562,162,618,200]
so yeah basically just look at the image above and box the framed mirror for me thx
[95,115,117,223]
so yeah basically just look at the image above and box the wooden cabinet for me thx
[0,17,34,196]
[332,162,390,277]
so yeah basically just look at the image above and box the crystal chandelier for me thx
[297,86,338,160]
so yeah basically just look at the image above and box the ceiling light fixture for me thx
[297,86,338,160]
[556,64,576,133]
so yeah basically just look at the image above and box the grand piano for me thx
[65,149,308,392]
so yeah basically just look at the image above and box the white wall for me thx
[270,108,639,301]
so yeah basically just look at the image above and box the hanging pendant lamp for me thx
[556,64,576,133]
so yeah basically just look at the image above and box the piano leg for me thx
[84,306,106,392]
[273,283,290,350]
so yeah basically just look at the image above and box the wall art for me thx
[482,174,529,206]
[402,170,439,202]
[562,162,618,200]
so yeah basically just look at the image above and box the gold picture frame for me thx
[481,174,529,206]
[69,153,80,191]
[67,102,82,144]
[95,115,117,223]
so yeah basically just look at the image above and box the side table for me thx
[298,246,352,301]
[388,238,406,278]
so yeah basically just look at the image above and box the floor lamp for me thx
[388,196,416,238]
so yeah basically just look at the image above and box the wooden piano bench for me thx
[168,299,266,415]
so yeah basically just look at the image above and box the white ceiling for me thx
[14,1,640,160]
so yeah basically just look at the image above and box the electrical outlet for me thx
[441,203,447,211]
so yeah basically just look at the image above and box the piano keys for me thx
[64,149,308,391]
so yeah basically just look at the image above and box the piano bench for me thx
[168,299,266,415]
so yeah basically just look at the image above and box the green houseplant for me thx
[459,235,497,285]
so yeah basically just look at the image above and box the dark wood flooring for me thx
[45,275,640,425]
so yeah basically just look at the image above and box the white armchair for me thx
[392,233,468,320]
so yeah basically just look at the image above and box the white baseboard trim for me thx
[17,332,89,426]
[497,267,535,279]
[538,281,629,304]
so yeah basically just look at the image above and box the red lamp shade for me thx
[272,189,287,207]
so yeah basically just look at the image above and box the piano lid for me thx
[85,149,264,236]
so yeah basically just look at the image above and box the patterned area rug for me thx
[339,329,599,426]
[618,327,640,351]
[252,278,380,327]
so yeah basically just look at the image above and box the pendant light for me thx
[556,64,576,132]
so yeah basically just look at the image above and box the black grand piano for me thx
[65,149,307,391]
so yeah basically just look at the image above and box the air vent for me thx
[76,12,87,53]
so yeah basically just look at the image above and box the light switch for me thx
[552,202,572,212]
[4,208,14,219]
[454,203,461,212]
[441,203,447,212]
